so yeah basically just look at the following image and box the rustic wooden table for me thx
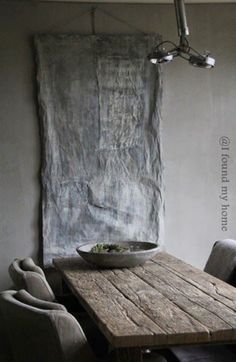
[53,252,236,362]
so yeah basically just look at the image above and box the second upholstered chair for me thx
[8,257,88,309]
[171,239,236,362]
[9,257,56,302]
[9,257,82,311]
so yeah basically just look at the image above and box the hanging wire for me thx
[47,6,146,35]
[156,40,178,51]
[96,8,146,35]
[47,8,91,33]
[189,46,205,57]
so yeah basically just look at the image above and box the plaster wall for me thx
[0,1,236,290]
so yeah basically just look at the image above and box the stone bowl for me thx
[76,241,159,268]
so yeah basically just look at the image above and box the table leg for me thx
[116,348,143,362]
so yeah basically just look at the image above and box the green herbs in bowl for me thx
[90,243,130,254]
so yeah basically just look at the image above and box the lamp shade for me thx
[147,50,174,64]
[189,54,215,69]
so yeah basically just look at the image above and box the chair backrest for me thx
[204,239,236,285]
[9,258,56,302]
[0,290,96,362]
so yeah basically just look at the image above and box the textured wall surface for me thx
[35,34,163,264]
[1,2,236,290]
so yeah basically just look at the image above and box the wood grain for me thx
[54,257,166,348]
[102,268,209,345]
[53,252,236,349]
[152,253,236,310]
[133,262,236,341]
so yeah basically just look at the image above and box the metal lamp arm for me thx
[174,0,189,44]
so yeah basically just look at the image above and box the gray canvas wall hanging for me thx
[35,34,164,265]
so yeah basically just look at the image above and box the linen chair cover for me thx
[9,257,82,309]
[9,257,56,302]
[0,289,96,362]
[171,239,236,362]
[204,239,236,285]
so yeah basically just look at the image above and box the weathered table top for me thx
[54,252,236,358]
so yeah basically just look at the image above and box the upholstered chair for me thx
[204,239,236,285]
[8,257,86,309]
[171,239,236,362]
[9,257,84,312]
[0,289,96,362]
[9,257,56,302]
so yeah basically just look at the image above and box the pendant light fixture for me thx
[148,0,215,69]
